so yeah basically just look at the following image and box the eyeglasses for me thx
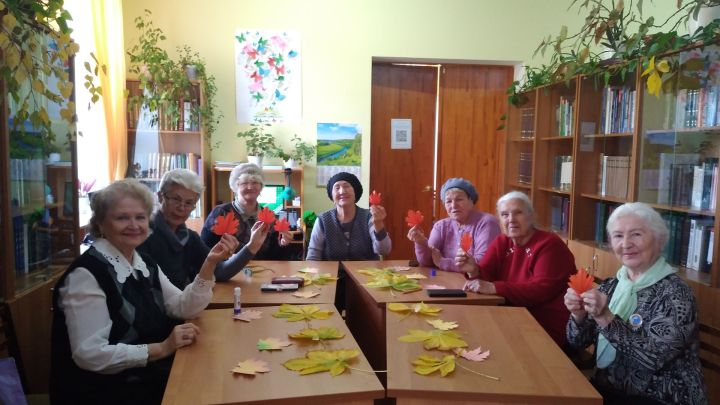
[163,193,197,209]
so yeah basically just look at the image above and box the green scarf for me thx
[596,256,674,368]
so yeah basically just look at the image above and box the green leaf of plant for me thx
[398,329,468,351]
[272,304,333,322]
[289,327,345,341]
[283,349,360,376]
[411,354,456,377]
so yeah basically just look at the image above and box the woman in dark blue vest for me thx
[50,179,237,405]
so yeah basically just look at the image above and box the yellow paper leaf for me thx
[412,354,456,377]
[289,327,345,341]
[292,290,320,299]
[298,267,319,274]
[257,337,292,351]
[398,329,468,351]
[295,272,338,286]
[647,71,662,97]
[283,349,359,376]
[388,302,442,316]
[231,358,270,375]
[426,319,459,330]
[272,304,333,322]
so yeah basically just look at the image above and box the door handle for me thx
[421,185,433,192]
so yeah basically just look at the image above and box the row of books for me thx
[690,158,719,211]
[657,157,718,210]
[519,107,535,139]
[127,99,201,132]
[518,152,532,184]
[675,87,720,129]
[598,155,630,198]
[600,86,636,134]
[594,201,618,247]
[550,195,570,234]
[134,152,203,181]
[661,213,714,273]
[555,96,574,137]
[552,155,572,190]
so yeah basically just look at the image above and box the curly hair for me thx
[88,179,154,238]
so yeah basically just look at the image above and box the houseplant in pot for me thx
[236,123,277,167]
[286,135,316,168]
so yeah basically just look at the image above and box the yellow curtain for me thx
[91,0,127,181]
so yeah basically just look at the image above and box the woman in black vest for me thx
[50,179,237,405]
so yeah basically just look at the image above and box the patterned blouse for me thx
[566,274,706,404]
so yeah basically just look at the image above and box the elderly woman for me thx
[408,178,500,272]
[50,179,236,404]
[200,163,292,260]
[137,169,257,288]
[456,191,575,348]
[565,202,706,404]
[306,171,391,260]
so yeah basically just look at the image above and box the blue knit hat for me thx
[440,178,478,204]
[327,172,363,202]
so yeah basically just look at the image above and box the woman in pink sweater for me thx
[456,191,575,348]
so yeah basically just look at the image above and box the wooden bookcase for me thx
[505,43,720,401]
[211,164,306,259]
[125,79,211,233]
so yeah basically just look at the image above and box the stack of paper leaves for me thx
[272,304,333,322]
[364,273,422,293]
[388,302,442,317]
[412,354,456,377]
[231,358,270,375]
[358,267,396,277]
[283,349,360,376]
[289,327,345,341]
[398,329,468,351]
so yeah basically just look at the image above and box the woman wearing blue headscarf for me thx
[565,202,706,404]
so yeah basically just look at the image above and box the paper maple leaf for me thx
[231,358,270,375]
[295,273,338,287]
[233,309,263,322]
[388,302,442,317]
[460,232,473,252]
[427,319,459,331]
[283,349,360,376]
[272,304,333,322]
[405,209,424,227]
[369,190,382,205]
[364,273,422,293]
[455,346,490,362]
[568,267,594,295]
[257,206,275,224]
[412,354,456,377]
[292,290,320,299]
[257,337,292,351]
[289,327,345,341]
[212,212,239,235]
[398,329,468,351]
[274,218,290,232]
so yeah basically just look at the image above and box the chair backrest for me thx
[0,357,28,405]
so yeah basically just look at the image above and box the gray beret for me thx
[440,178,478,204]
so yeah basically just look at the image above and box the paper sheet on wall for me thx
[391,119,412,149]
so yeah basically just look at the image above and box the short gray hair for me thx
[606,202,669,249]
[496,190,534,215]
[229,163,264,194]
[88,179,154,238]
[159,168,204,195]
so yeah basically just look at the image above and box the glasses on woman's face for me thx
[163,193,197,210]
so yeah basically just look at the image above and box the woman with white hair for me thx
[200,163,293,262]
[565,202,706,404]
[456,190,575,348]
[407,177,500,272]
[138,168,251,288]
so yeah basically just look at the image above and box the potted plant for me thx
[177,45,201,80]
[236,123,277,167]
[287,135,316,167]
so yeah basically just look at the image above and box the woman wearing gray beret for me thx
[407,177,500,272]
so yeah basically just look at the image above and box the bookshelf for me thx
[125,79,210,233]
[211,164,306,259]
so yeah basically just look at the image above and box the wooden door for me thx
[370,64,438,260]
[438,65,513,216]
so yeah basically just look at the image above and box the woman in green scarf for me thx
[565,202,706,405]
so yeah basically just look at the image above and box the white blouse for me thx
[57,238,214,374]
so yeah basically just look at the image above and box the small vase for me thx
[247,155,263,167]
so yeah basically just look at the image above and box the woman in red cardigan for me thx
[455,191,576,348]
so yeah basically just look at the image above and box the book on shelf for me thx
[594,201,619,247]
[518,152,533,184]
[657,153,699,205]
[555,96,574,137]
[549,195,570,233]
[686,218,714,271]
[598,155,630,198]
[520,107,535,139]
[552,155,572,190]
[600,86,636,134]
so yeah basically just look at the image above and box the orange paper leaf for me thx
[274,218,290,232]
[460,232,472,252]
[405,209,424,227]
[258,206,275,225]
[369,190,382,205]
[212,212,240,236]
[231,358,270,375]
[568,267,594,295]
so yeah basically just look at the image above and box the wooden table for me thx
[209,260,339,309]
[342,260,504,385]
[163,305,384,405]
[386,304,602,404]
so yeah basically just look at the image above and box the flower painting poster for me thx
[316,123,362,186]
[234,30,301,123]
